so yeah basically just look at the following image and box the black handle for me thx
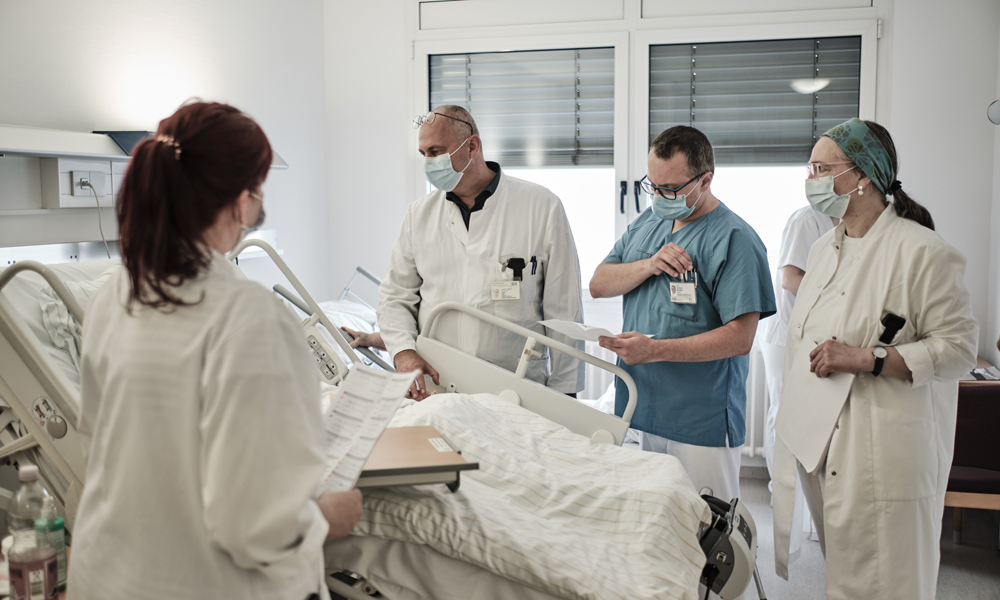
[619,181,626,214]
[634,180,642,213]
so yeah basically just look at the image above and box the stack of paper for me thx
[320,365,418,492]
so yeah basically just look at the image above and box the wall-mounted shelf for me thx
[1,123,287,249]
[0,125,128,161]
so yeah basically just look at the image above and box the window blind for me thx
[429,47,615,168]
[649,37,861,165]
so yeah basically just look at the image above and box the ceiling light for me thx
[790,78,831,94]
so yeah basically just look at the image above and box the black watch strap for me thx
[872,348,886,377]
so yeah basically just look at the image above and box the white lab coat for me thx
[378,171,585,393]
[72,252,331,600]
[760,207,833,557]
[772,207,978,599]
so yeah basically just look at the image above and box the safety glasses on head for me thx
[412,111,474,135]
[639,172,707,200]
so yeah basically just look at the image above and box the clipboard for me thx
[356,426,479,491]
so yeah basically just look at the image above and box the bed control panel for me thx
[301,313,349,386]
[31,397,68,439]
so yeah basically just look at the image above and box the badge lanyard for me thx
[669,268,698,304]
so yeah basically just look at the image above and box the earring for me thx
[857,184,864,196]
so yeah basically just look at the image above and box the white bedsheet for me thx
[344,392,710,600]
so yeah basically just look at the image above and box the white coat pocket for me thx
[870,404,938,501]
[492,269,538,325]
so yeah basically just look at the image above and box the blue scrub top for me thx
[605,202,776,447]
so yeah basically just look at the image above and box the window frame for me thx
[631,20,879,205]
[413,32,631,238]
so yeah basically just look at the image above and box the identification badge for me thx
[491,281,521,300]
[670,269,698,304]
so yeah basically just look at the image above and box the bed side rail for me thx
[423,301,638,424]
[272,284,394,372]
[227,240,363,367]
[337,266,382,311]
[0,261,85,325]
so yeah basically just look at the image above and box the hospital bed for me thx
[0,242,763,600]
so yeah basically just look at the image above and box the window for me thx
[646,36,862,276]
[429,47,618,281]
[649,37,862,164]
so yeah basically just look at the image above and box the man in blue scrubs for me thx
[591,126,775,501]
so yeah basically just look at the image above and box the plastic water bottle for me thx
[7,465,58,600]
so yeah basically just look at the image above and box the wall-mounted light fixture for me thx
[987,100,1000,125]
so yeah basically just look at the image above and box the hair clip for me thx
[155,134,182,160]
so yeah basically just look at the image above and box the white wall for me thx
[323,0,411,291]
[0,0,332,298]
[882,0,1000,361]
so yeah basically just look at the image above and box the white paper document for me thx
[540,319,653,343]
[320,365,418,492]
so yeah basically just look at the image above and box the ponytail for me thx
[117,102,272,311]
[863,121,935,230]
[887,185,934,231]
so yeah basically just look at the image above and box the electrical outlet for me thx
[71,171,90,197]
[70,170,107,197]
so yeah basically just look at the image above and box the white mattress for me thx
[329,392,711,600]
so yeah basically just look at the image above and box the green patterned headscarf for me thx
[822,118,894,195]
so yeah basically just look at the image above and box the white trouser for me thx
[639,431,742,502]
[761,341,817,558]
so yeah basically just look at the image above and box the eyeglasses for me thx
[249,190,264,202]
[413,111,474,134]
[805,162,854,177]
[639,173,707,200]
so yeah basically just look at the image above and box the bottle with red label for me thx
[7,465,58,600]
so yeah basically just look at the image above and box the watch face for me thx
[873,347,888,359]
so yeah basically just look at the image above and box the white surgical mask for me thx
[805,167,856,218]
[424,137,473,192]
[651,181,704,221]
[239,192,266,242]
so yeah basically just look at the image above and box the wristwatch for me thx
[872,346,888,377]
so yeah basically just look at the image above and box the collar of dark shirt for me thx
[446,162,501,229]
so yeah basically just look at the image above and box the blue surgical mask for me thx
[804,167,856,218]
[651,181,704,221]
[424,137,473,192]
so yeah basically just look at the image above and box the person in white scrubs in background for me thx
[71,102,362,600]
[759,205,836,555]
[378,105,585,399]
[772,118,978,600]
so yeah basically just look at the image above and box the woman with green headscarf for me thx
[770,119,978,599]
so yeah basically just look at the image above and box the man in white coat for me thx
[378,105,585,399]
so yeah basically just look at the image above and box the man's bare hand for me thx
[317,489,363,540]
[341,327,386,351]
[647,243,693,278]
[394,349,441,400]
[598,332,659,365]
